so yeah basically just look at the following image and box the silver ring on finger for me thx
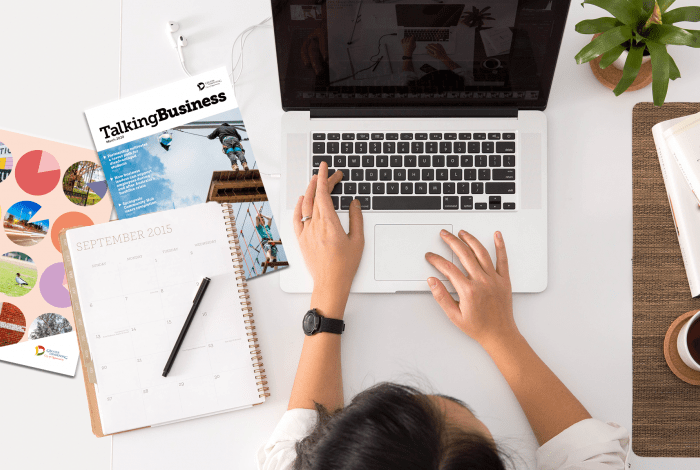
[301,215,312,223]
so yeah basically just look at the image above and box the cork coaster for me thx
[664,310,700,386]
[589,55,653,92]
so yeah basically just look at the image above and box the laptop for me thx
[394,4,465,55]
[271,0,570,293]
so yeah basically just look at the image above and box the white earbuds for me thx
[166,21,191,76]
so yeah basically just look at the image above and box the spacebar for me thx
[372,196,441,210]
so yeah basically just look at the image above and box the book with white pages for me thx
[59,202,269,436]
[653,116,700,297]
[663,111,700,205]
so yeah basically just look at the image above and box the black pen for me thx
[162,277,211,377]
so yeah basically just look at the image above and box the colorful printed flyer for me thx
[0,130,113,375]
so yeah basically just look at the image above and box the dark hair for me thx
[410,69,464,91]
[293,383,508,470]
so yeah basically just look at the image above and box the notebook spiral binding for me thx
[222,203,270,399]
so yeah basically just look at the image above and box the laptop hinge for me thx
[310,107,518,119]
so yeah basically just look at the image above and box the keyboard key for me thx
[436,169,448,181]
[370,142,381,153]
[355,142,367,154]
[450,169,462,180]
[457,182,470,194]
[489,155,502,167]
[503,133,515,140]
[432,155,445,167]
[373,182,385,194]
[418,155,431,167]
[334,155,346,167]
[444,133,457,140]
[443,196,459,210]
[355,196,371,210]
[313,169,319,175]
[357,133,369,140]
[341,196,353,210]
[493,169,515,180]
[475,203,487,210]
[443,183,455,194]
[398,142,410,153]
[339,169,349,181]
[352,169,364,181]
[482,142,494,153]
[422,169,435,181]
[387,183,399,194]
[461,196,473,210]
[377,155,389,167]
[362,155,374,167]
[400,133,413,140]
[332,196,339,209]
[365,168,378,181]
[383,142,396,153]
[440,142,452,153]
[412,142,424,153]
[401,182,413,194]
[447,155,459,167]
[408,169,420,180]
[489,196,501,203]
[344,182,357,194]
[313,142,325,153]
[496,142,516,153]
[489,196,501,210]
[348,155,361,167]
[313,133,325,140]
[475,155,487,167]
[426,142,438,153]
[359,183,371,194]
[458,133,472,140]
[328,133,340,140]
[404,155,417,167]
[504,202,516,210]
[371,133,384,140]
[430,133,442,140]
[488,133,501,140]
[468,142,480,153]
[471,182,484,194]
[394,169,406,181]
[486,183,515,194]
[380,169,392,181]
[415,133,428,140]
[429,182,441,194]
[474,133,486,140]
[327,142,340,154]
[386,133,399,140]
[416,183,428,194]
[313,156,332,167]
[461,155,473,167]
[341,142,353,153]
[342,133,355,140]
[373,196,441,210]
[454,142,466,153]
[464,169,477,180]
[478,169,491,180]
[504,155,515,167]
[391,155,403,167]
[331,183,342,195]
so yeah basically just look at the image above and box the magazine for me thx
[85,68,287,280]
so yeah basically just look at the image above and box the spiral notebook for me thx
[59,202,269,437]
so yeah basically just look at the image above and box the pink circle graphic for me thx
[39,262,71,308]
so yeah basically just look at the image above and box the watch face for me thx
[303,312,319,335]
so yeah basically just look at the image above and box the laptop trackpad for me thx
[374,225,452,281]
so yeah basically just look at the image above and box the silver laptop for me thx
[394,4,464,55]
[271,0,571,293]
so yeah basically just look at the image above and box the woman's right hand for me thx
[425,230,518,351]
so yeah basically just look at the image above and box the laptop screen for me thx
[271,1,571,111]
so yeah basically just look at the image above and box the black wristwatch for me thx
[303,308,345,336]
[402,55,412,60]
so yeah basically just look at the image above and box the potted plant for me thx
[574,0,700,106]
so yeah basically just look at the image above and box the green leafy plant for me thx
[574,0,700,106]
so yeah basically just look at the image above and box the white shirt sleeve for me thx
[256,409,318,470]
[536,419,630,470]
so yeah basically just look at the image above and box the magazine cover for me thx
[85,67,287,279]
[0,130,113,375]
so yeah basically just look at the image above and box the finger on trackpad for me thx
[374,225,453,281]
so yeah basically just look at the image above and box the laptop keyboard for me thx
[311,132,517,212]
[404,29,450,42]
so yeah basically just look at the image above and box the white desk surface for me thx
[1,1,699,469]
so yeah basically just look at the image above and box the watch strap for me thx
[402,55,412,60]
[318,317,345,335]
